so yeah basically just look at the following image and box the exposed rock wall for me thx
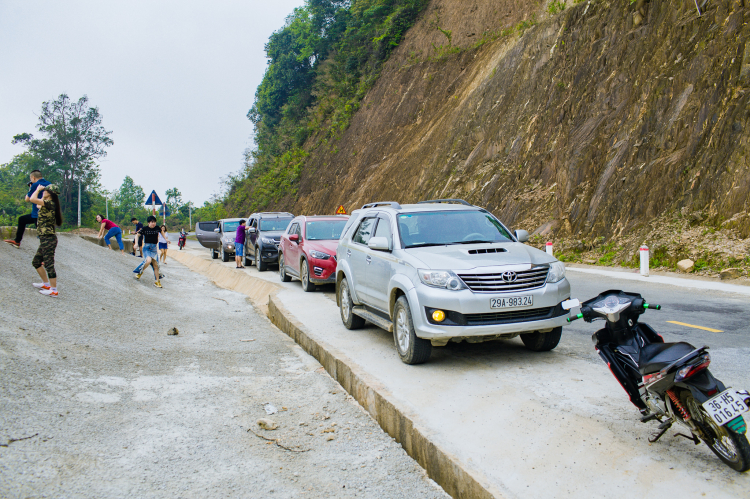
[288,0,750,246]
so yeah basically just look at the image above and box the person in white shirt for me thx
[158,225,170,264]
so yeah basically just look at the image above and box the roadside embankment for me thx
[1,233,447,498]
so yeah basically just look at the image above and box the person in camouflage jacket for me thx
[28,183,62,297]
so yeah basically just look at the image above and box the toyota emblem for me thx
[501,271,517,282]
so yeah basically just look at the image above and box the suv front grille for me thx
[457,268,549,292]
[464,307,554,326]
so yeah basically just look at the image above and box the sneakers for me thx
[32,282,51,290]
[135,271,143,280]
[39,288,58,297]
[153,280,162,288]
[4,239,20,248]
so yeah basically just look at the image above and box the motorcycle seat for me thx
[638,342,696,375]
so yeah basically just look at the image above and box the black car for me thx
[243,212,294,271]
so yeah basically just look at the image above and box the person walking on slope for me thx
[133,216,163,288]
[235,219,247,269]
[4,169,50,248]
[131,217,143,257]
[158,225,170,264]
[96,214,124,254]
[29,184,62,297]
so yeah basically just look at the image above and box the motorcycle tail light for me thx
[674,353,711,382]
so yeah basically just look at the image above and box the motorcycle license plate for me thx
[490,296,532,309]
[702,390,749,426]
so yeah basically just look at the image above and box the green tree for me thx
[12,94,113,225]
[116,176,146,214]
[165,187,183,214]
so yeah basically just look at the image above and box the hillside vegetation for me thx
[232,0,750,275]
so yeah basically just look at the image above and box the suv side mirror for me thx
[368,236,391,251]
[214,228,220,233]
[289,234,299,243]
[514,230,529,243]
[247,227,256,234]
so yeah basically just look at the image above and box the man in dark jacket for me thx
[4,170,51,248]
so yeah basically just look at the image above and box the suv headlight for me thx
[546,261,566,283]
[309,250,331,260]
[418,269,466,291]
[261,237,276,245]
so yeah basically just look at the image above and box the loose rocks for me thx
[677,259,695,273]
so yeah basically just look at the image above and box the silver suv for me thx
[335,200,571,364]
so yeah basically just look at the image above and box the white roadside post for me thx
[640,245,650,277]
[546,241,554,255]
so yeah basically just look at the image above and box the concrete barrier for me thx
[79,234,134,254]
[0,226,36,241]
[163,248,498,499]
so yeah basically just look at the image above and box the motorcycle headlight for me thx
[546,261,566,283]
[261,237,276,245]
[418,269,466,291]
[309,250,331,260]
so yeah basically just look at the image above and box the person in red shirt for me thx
[96,214,124,254]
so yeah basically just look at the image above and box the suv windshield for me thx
[223,221,240,233]
[306,220,348,240]
[260,218,293,231]
[397,211,513,248]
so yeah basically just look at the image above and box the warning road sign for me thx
[335,205,347,215]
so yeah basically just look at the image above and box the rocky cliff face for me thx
[285,0,750,270]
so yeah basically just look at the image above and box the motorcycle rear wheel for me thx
[686,394,750,472]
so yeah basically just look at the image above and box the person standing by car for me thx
[234,219,246,269]
[96,214,124,254]
[4,169,50,248]
[131,217,143,257]
[158,225,170,264]
[133,216,163,288]
[28,184,62,296]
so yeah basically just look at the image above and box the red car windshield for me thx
[305,220,348,240]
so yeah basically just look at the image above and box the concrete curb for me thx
[267,296,498,499]
[162,247,499,499]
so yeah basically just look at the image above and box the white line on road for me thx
[567,267,750,296]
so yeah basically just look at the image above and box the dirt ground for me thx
[0,234,447,498]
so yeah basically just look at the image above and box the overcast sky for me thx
[0,0,304,206]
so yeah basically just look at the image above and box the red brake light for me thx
[674,354,711,382]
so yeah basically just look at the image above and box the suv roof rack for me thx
[361,201,402,209]
[258,212,294,216]
[417,199,473,206]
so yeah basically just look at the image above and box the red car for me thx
[278,215,349,291]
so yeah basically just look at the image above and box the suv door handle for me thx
[346,250,351,258]
[366,256,372,264]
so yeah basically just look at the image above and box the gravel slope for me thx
[0,234,447,498]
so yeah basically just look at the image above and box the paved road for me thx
[177,240,750,497]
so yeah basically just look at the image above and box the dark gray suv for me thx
[243,212,294,271]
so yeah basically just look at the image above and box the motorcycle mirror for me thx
[561,298,580,310]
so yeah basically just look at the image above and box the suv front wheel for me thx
[393,296,432,365]
[520,327,562,352]
[256,246,267,271]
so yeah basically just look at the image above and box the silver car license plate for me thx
[490,296,532,309]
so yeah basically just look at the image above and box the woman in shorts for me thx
[158,225,170,264]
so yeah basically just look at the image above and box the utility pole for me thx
[189,203,192,231]
[77,180,81,227]
[105,194,109,219]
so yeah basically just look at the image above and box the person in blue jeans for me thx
[234,219,246,269]
[3,169,50,248]
[96,214,124,254]
[133,216,163,288]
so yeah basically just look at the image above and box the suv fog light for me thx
[432,310,446,322]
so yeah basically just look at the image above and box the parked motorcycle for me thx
[565,290,750,472]
[178,231,187,250]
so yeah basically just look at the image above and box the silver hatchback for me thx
[335,200,571,364]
